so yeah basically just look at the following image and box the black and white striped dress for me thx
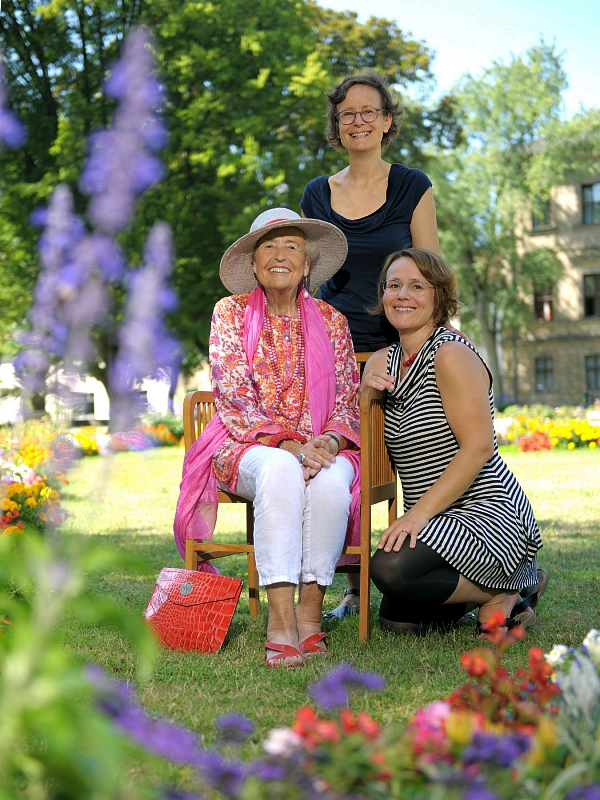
[385,328,541,590]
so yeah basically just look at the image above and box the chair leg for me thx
[358,552,371,643]
[246,501,260,617]
[185,539,199,571]
[247,551,261,618]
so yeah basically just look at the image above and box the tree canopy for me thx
[0,0,443,375]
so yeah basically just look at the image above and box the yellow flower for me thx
[25,497,37,507]
[445,711,477,746]
[2,525,23,537]
[567,442,575,450]
[551,438,558,446]
[590,441,598,450]
[536,717,559,749]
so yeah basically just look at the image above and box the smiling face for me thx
[382,256,436,335]
[252,227,310,297]
[336,84,392,152]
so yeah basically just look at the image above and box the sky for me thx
[317,0,599,118]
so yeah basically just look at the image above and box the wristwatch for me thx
[298,452,306,465]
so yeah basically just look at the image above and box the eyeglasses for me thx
[336,108,381,125]
[381,279,432,297]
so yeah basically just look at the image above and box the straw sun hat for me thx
[219,208,348,295]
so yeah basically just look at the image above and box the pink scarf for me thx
[173,287,360,562]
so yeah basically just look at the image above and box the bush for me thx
[142,412,184,441]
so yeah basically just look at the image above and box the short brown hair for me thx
[370,248,463,326]
[325,70,403,152]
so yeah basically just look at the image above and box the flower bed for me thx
[94,617,600,800]
[502,416,600,452]
[0,460,65,533]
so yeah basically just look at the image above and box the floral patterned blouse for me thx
[209,292,360,491]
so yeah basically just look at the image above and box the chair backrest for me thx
[360,386,396,505]
[183,390,217,452]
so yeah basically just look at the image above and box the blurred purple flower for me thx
[0,56,25,148]
[309,663,385,709]
[17,184,85,395]
[565,785,600,800]
[463,732,530,769]
[215,712,254,743]
[85,665,204,768]
[251,760,287,781]
[464,785,502,800]
[80,28,166,234]
[110,221,180,431]
[197,751,247,797]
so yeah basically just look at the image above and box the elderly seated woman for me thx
[174,208,360,667]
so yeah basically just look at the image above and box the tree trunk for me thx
[473,287,504,400]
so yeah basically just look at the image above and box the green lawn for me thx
[59,446,600,747]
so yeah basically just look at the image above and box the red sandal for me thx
[299,632,328,657]
[265,641,304,668]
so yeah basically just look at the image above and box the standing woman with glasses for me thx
[301,70,439,618]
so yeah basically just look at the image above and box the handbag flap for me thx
[155,567,243,607]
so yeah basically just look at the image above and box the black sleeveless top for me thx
[300,164,431,351]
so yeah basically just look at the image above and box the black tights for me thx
[370,539,467,627]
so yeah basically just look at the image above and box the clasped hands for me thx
[288,434,340,482]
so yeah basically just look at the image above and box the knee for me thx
[310,461,353,512]
[370,549,400,597]
[254,449,304,498]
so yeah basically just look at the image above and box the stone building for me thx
[504,174,600,406]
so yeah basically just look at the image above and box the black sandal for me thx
[475,569,550,635]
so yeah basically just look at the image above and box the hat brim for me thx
[219,218,348,295]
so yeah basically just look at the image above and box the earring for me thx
[302,275,309,298]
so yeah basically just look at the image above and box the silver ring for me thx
[401,528,409,533]
[298,452,306,465]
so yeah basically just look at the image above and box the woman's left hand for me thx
[377,510,430,552]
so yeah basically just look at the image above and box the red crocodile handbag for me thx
[144,567,243,652]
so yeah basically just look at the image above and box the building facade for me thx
[505,174,600,406]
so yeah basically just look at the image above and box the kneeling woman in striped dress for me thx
[362,248,546,634]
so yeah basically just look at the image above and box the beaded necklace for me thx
[263,296,306,425]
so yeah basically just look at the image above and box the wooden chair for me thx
[181,385,397,642]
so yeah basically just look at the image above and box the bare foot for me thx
[265,626,303,667]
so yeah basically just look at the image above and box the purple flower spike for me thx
[16,184,85,395]
[309,663,385,709]
[215,712,254,743]
[80,28,166,235]
[110,221,180,431]
[0,56,25,148]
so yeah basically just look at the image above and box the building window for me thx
[534,288,553,321]
[586,356,600,393]
[531,198,551,229]
[584,274,600,317]
[535,357,553,391]
[583,182,600,224]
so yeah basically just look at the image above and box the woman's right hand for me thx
[361,368,395,392]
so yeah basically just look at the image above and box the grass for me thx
[58,445,600,747]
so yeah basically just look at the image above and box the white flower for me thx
[262,727,302,757]
[545,644,571,667]
[582,629,600,667]
[556,654,600,721]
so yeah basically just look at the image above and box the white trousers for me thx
[226,445,354,587]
